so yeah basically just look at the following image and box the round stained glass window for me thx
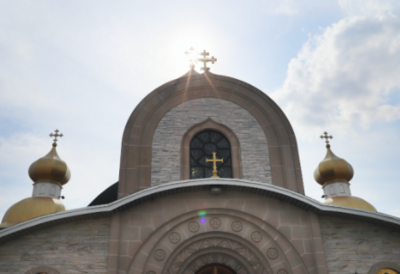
[190,130,232,179]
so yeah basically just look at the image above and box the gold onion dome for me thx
[313,145,354,186]
[28,143,71,185]
[0,198,65,228]
[314,132,376,212]
[0,130,69,229]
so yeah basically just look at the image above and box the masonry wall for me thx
[151,98,271,186]
[319,216,400,274]
[0,217,111,274]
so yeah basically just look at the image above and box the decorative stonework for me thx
[169,232,181,244]
[210,217,221,229]
[267,248,278,259]
[166,237,269,274]
[231,221,243,232]
[277,269,288,274]
[151,98,271,186]
[154,249,166,261]
[251,231,262,243]
[188,221,200,232]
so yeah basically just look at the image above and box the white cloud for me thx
[339,0,400,16]
[271,15,400,139]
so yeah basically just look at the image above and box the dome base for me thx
[323,196,377,212]
[0,197,65,229]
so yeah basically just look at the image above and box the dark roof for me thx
[88,182,119,206]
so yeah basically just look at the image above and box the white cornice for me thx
[1,179,399,243]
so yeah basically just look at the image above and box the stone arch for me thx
[162,235,273,274]
[127,208,305,274]
[368,262,400,274]
[181,249,254,274]
[24,265,61,274]
[181,118,243,180]
[119,71,304,197]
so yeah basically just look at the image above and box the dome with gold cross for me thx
[28,130,71,185]
[314,132,376,212]
[314,132,354,186]
[0,130,70,229]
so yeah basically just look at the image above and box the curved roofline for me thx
[118,70,304,196]
[1,178,399,244]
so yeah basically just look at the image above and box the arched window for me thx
[190,130,232,179]
[196,264,236,274]
[24,266,60,274]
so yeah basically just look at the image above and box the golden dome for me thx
[323,196,377,212]
[28,145,71,185]
[0,197,65,228]
[314,146,354,186]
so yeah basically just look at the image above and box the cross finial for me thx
[49,129,63,147]
[206,152,224,178]
[198,50,217,72]
[184,48,217,72]
[320,131,333,148]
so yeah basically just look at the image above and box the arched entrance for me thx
[196,264,236,274]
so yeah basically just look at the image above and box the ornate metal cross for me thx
[206,152,223,178]
[50,129,63,147]
[320,131,333,148]
[184,48,217,72]
[198,50,217,72]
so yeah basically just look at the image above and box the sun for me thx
[184,47,200,69]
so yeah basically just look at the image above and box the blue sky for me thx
[1,0,400,218]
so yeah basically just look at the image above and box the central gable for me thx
[119,71,303,197]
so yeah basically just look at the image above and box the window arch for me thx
[190,130,232,179]
[181,118,242,180]
[24,266,60,274]
[196,264,237,274]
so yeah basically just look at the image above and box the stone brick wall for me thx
[112,190,326,274]
[151,98,271,186]
[0,217,111,274]
[319,216,400,274]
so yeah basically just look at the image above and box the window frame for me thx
[181,118,242,180]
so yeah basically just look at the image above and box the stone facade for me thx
[0,217,111,274]
[151,98,271,186]
[108,189,327,274]
[319,216,400,274]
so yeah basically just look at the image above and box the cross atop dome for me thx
[50,129,63,147]
[320,131,332,148]
[185,47,217,72]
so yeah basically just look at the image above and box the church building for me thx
[0,50,399,274]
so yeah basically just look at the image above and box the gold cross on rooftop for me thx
[198,50,217,72]
[184,48,217,72]
[206,152,223,178]
[50,129,63,147]
[320,131,333,148]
